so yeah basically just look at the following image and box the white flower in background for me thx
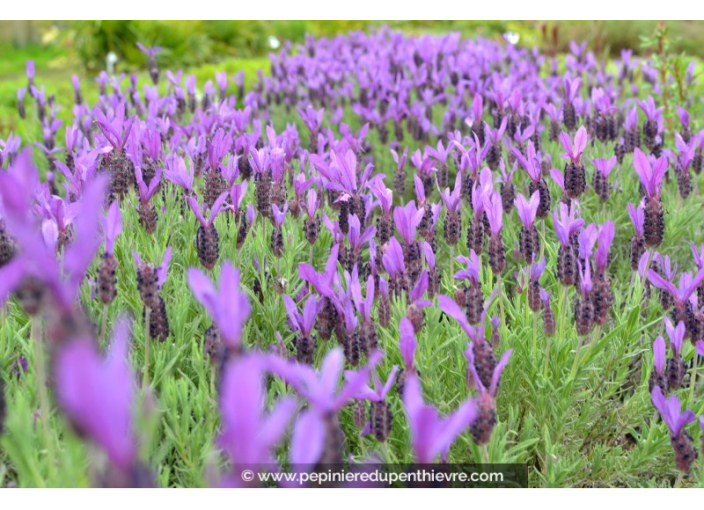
[503,31,519,45]
[268,36,281,50]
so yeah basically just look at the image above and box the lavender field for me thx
[1,24,704,488]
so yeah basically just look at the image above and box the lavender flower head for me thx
[283,294,318,338]
[514,191,540,229]
[187,192,227,228]
[651,386,697,472]
[187,261,251,351]
[394,201,424,245]
[633,148,667,201]
[594,220,615,275]
[402,373,477,463]
[465,343,513,397]
[553,201,584,247]
[268,348,381,465]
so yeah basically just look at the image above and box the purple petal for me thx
[290,410,325,465]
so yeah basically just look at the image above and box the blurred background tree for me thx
[1,20,702,134]
[4,20,704,75]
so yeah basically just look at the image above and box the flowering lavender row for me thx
[1,29,704,487]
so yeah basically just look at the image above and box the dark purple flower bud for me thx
[528,257,546,312]
[560,127,588,199]
[515,191,541,262]
[465,343,512,445]
[136,43,162,85]
[592,156,616,202]
[574,261,595,336]
[16,88,26,119]
[540,289,556,336]
[188,193,226,271]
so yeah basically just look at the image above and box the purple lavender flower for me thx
[188,261,251,355]
[402,373,477,463]
[439,173,462,246]
[136,43,163,85]
[96,201,123,305]
[562,77,581,131]
[560,126,588,199]
[351,365,399,442]
[663,317,686,390]
[514,191,540,230]
[592,156,616,202]
[0,165,106,321]
[634,148,667,201]
[16,88,26,119]
[627,201,645,270]
[527,256,546,312]
[164,154,195,195]
[651,386,697,473]
[283,294,319,364]
[187,192,227,270]
[637,96,664,152]
[483,117,507,170]
[465,342,512,444]
[594,220,615,275]
[269,348,381,465]
[515,191,541,262]
[346,214,375,264]
[393,200,424,247]
[94,105,134,152]
[455,251,481,286]
[135,166,162,234]
[648,269,704,335]
[270,202,289,259]
[485,191,506,274]
[390,147,409,196]
[648,335,668,394]
[634,148,667,247]
[553,201,583,283]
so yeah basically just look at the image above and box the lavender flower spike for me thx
[136,42,163,85]
[283,293,320,364]
[97,201,123,305]
[633,148,667,201]
[393,200,424,246]
[514,191,540,229]
[269,348,382,465]
[187,192,227,270]
[515,190,541,262]
[648,335,668,394]
[651,386,697,473]
[188,261,251,352]
[403,373,477,463]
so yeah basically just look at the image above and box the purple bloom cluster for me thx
[3,27,704,486]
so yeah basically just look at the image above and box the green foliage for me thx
[552,21,704,58]
[64,21,378,72]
